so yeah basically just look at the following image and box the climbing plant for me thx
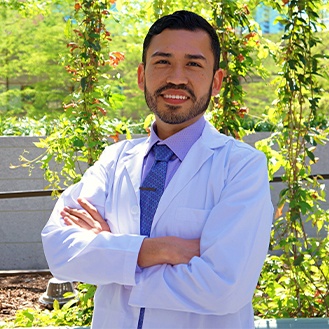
[13,0,128,194]
[254,0,329,317]
[209,0,267,138]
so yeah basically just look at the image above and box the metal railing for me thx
[0,173,328,199]
[0,189,64,199]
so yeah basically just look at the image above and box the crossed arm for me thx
[61,197,200,268]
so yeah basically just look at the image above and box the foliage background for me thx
[0,0,329,327]
[1,0,328,125]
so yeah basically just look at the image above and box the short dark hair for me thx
[142,10,220,72]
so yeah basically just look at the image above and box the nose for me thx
[166,65,188,85]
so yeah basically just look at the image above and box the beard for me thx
[144,82,213,125]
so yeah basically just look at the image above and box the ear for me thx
[211,69,224,96]
[137,63,145,91]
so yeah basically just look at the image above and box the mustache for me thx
[155,83,196,100]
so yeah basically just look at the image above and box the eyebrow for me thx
[151,51,171,58]
[151,51,207,62]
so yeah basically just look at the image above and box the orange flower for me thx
[237,54,245,62]
[275,204,284,219]
[245,32,257,40]
[74,2,82,11]
[110,132,120,143]
[242,4,250,15]
[238,107,249,118]
[73,29,83,37]
[106,51,125,67]
[67,42,79,52]
[104,30,112,41]
[63,103,77,110]
[97,106,107,116]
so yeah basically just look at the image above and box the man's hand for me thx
[138,236,200,268]
[61,197,110,234]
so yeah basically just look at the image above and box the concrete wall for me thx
[0,137,56,270]
[0,135,328,270]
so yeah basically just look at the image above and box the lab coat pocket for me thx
[173,207,210,239]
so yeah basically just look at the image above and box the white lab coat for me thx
[42,121,273,329]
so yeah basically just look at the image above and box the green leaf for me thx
[306,148,315,162]
[34,140,48,148]
[53,299,60,310]
[64,18,72,39]
[21,310,34,321]
[143,114,154,130]
[81,77,87,92]
[73,137,84,148]
[293,254,304,266]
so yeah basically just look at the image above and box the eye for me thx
[155,59,170,65]
[187,62,202,67]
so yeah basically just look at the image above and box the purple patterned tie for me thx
[137,143,174,329]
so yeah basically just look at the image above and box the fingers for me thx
[77,198,105,224]
[62,208,96,231]
[62,207,88,227]
[60,198,110,234]
[78,197,110,232]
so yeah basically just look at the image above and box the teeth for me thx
[163,94,188,100]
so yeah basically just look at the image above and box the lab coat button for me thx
[131,205,139,215]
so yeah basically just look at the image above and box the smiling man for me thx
[139,28,221,137]
[42,10,273,329]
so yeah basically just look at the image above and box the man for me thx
[42,10,273,329]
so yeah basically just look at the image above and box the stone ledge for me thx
[255,318,329,328]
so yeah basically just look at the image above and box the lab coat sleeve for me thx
[41,143,145,286]
[129,150,273,315]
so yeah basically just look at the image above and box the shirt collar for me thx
[147,116,206,161]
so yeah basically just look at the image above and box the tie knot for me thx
[153,144,174,162]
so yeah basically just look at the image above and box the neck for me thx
[155,114,204,140]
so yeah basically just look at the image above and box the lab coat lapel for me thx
[151,122,229,232]
[151,132,216,231]
[123,140,149,196]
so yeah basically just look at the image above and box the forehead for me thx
[146,29,214,62]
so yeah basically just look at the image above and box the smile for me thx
[162,94,188,100]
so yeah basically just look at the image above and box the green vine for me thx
[254,0,329,317]
[12,0,127,195]
[210,0,267,138]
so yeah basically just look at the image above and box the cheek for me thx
[193,77,213,95]
[145,72,164,91]
[190,72,208,85]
